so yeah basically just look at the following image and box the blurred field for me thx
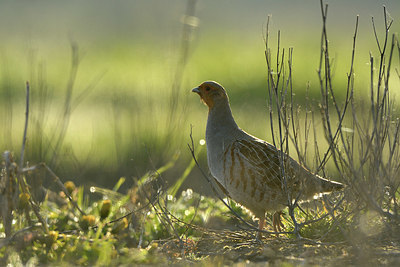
[0,0,399,192]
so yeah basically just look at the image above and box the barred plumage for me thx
[192,81,344,237]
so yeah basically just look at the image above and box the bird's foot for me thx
[255,217,265,242]
[255,232,264,244]
[272,211,285,235]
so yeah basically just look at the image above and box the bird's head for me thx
[192,81,228,109]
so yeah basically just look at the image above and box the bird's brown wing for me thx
[228,139,285,191]
[231,139,341,198]
[223,138,342,206]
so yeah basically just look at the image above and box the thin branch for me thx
[19,81,30,170]
[23,163,86,216]
[49,42,80,168]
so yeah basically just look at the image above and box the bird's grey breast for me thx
[206,131,230,182]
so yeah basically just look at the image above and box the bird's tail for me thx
[317,175,345,193]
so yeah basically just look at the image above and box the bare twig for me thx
[49,42,80,168]
[0,224,42,249]
[19,81,30,170]
[90,202,151,231]
[264,8,306,237]
[23,163,86,216]
[166,0,198,142]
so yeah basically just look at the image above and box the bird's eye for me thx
[205,86,211,91]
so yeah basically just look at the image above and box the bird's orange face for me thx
[192,81,227,109]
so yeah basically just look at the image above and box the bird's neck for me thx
[206,101,239,137]
[205,100,240,182]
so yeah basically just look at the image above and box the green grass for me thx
[0,176,233,265]
[0,176,396,265]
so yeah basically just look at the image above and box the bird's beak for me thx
[192,87,200,94]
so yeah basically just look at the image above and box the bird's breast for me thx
[206,135,228,183]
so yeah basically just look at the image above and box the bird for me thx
[192,81,344,238]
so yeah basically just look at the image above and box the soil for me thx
[159,228,400,265]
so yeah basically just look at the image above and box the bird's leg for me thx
[272,211,285,234]
[256,216,265,240]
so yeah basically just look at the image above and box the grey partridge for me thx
[192,81,343,237]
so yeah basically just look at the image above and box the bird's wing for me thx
[224,138,341,202]
[226,139,285,190]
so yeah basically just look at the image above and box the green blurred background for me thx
[0,0,399,193]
